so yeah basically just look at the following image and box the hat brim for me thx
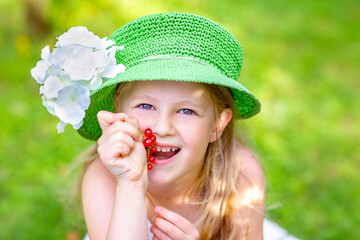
[77,57,261,140]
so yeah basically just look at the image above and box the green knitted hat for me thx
[77,12,261,140]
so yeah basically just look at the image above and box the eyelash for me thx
[179,109,196,115]
[138,104,155,110]
[137,104,196,115]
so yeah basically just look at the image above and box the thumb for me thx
[97,110,125,131]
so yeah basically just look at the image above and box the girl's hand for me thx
[150,206,200,240]
[97,110,147,184]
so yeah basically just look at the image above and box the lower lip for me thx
[154,152,179,165]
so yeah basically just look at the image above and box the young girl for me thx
[76,12,265,240]
[31,12,265,239]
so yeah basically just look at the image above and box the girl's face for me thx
[120,81,217,186]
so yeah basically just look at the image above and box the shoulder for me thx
[236,142,265,196]
[234,142,265,239]
[82,157,117,239]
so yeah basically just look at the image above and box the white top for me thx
[147,219,154,239]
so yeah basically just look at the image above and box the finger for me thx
[97,140,131,161]
[153,216,186,239]
[97,111,126,131]
[98,129,134,158]
[154,206,196,234]
[124,115,142,142]
[124,115,140,129]
[106,156,139,179]
[114,140,132,157]
[150,225,172,240]
[101,120,142,143]
[105,130,135,151]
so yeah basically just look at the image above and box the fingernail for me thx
[154,206,161,213]
[99,110,112,118]
[97,110,104,118]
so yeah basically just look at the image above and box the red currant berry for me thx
[149,146,157,154]
[143,138,153,148]
[150,135,156,143]
[147,163,153,170]
[144,128,153,137]
[148,156,155,163]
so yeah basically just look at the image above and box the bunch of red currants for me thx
[142,128,156,170]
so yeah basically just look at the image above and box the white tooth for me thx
[157,147,177,152]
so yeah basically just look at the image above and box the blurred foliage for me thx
[0,0,359,239]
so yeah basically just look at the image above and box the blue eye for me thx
[139,104,154,110]
[179,109,195,115]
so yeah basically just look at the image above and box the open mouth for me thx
[153,146,180,160]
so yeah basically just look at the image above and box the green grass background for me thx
[0,0,359,239]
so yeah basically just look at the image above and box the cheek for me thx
[180,121,213,146]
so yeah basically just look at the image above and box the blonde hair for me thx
[78,81,254,239]
[190,84,241,239]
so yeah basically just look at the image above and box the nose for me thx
[152,111,176,137]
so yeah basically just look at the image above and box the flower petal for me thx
[56,26,98,48]
[73,121,83,130]
[76,84,91,110]
[92,50,109,68]
[62,47,97,80]
[57,121,67,133]
[31,60,52,84]
[51,46,71,63]
[88,74,103,90]
[98,37,114,50]
[41,76,64,99]
[54,85,90,125]
[41,95,56,116]
[102,64,126,79]
[41,45,51,60]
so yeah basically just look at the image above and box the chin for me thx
[147,168,177,186]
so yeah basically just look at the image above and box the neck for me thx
[147,178,195,208]
[147,158,204,207]
[145,174,201,223]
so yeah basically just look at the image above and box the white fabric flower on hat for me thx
[31,26,125,133]
[31,46,52,84]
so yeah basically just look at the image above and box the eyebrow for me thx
[129,95,157,103]
[176,101,204,108]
